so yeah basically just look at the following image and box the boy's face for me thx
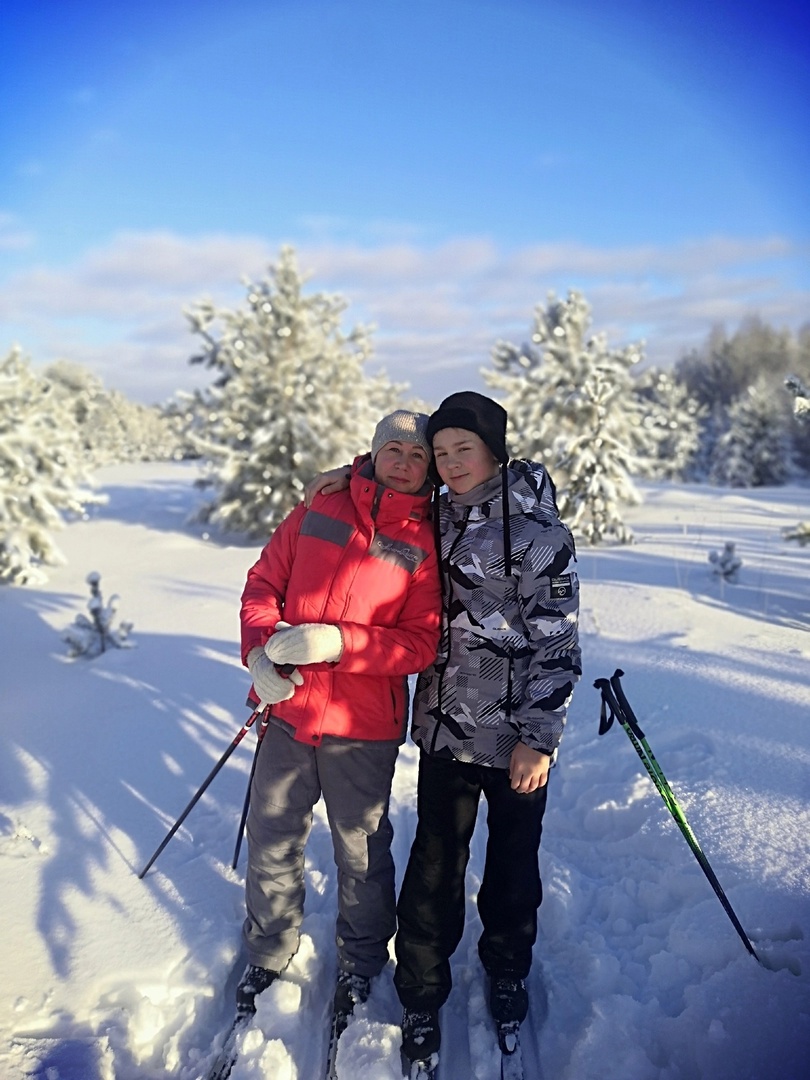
[373,440,430,494]
[432,427,500,495]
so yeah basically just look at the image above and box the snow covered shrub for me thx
[782,523,810,547]
[786,374,810,422]
[709,542,742,582]
[484,289,644,542]
[185,246,403,538]
[63,572,134,658]
[0,348,100,585]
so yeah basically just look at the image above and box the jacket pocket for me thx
[390,676,408,726]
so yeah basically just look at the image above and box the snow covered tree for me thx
[186,247,403,537]
[484,289,645,541]
[45,360,182,465]
[486,290,648,460]
[632,368,706,480]
[677,318,797,408]
[709,380,792,487]
[676,319,810,481]
[62,571,134,657]
[554,367,641,544]
[0,348,99,585]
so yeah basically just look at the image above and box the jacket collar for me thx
[352,457,431,523]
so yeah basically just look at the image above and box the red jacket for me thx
[240,461,441,743]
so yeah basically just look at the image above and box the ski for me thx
[324,1006,351,1080]
[203,1013,252,1080]
[497,1022,524,1080]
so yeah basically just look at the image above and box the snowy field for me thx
[2,461,809,1080]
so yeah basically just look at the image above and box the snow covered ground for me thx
[2,462,809,1080]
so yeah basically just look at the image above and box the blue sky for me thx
[1,0,807,405]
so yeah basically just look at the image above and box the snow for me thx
[2,462,809,1080]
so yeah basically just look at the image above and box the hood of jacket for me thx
[444,458,561,523]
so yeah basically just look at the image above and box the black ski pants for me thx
[394,749,548,1012]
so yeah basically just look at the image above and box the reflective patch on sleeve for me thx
[549,574,574,599]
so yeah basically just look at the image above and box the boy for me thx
[394,392,581,1075]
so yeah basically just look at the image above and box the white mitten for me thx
[247,647,303,705]
[265,621,344,666]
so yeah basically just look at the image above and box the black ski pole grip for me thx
[594,676,618,735]
[610,668,646,739]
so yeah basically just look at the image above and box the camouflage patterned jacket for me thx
[411,459,581,769]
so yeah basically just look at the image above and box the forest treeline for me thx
[2,246,808,581]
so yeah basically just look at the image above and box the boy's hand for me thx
[508,742,551,793]
[304,467,351,507]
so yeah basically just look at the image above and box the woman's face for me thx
[373,440,430,494]
[432,427,500,495]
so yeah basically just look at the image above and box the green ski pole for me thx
[594,668,759,962]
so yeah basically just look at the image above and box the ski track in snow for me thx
[1,463,809,1080]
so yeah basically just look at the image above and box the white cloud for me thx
[2,229,807,406]
[0,212,35,251]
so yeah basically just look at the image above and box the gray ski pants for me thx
[242,722,400,977]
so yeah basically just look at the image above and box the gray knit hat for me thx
[371,410,431,461]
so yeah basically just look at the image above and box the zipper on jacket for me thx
[429,506,471,755]
[370,484,384,522]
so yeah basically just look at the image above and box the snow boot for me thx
[489,976,528,1025]
[401,1007,441,1064]
[333,971,371,1016]
[235,963,280,1016]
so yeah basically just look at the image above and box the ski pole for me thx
[231,713,270,869]
[138,706,267,879]
[230,664,297,868]
[594,668,759,962]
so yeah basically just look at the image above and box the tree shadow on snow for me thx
[88,474,257,548]
[2,591,352,1076]
[2,606,258,978]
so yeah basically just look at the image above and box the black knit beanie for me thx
[426,391,508,463]
[428,391,513,575]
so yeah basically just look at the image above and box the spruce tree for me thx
[709,380,792,487]
[633,368,706,480]
[676,319,810,480]
[186,247,401,537]
[0,348,97,584]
